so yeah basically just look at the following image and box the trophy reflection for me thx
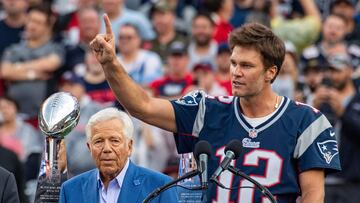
[35,92,80,202]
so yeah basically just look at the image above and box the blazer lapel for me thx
[82,169,100,203]
[117,161,143,203]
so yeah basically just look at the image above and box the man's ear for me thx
[265,65,278,82]
[87,142,91,151]
[127,139,133,156]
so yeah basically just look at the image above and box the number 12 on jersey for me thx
[212,147,283,203]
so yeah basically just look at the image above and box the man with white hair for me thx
[59,108,178,203]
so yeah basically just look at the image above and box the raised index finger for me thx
[103,14,113,36]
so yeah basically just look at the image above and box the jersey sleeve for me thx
[294,111,341,174]
[170,90,207,153]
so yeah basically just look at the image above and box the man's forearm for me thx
[1,63,43,81]
[22,54,61,72]
[300,0,321,21]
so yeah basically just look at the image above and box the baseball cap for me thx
[193,62,214,72]
[150,0,174,16]
[169,41,187,55]
[60,71,85,86]
[328,54,352,71]
[302,56,328,74]
[284,41,296,55]
[217,42,230,54]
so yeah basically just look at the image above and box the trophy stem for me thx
[47,137,61,183]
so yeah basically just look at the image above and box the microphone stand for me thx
[142,169,205,203]
[227,166,277,203]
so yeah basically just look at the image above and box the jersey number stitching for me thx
[213,148,283,203]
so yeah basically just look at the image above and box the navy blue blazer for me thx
[0,167,19,203]
[60,161,178,203]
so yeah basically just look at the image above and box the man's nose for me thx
[102,140,112,152]
[232,65,243,77]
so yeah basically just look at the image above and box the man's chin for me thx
[100,167,119,176]
[232,90,244,97]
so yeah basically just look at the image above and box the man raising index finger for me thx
[90,14,116,65]
[90,13,177,132]
[91,18,341,202]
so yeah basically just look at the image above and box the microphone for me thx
[193,140,212,189]
[210,140,242,181]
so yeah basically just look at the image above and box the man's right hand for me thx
[90,14,116,65]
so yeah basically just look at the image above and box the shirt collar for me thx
[97,158,130,189]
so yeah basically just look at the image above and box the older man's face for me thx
[88,118,132,178]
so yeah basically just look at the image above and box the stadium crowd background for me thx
[0,0,359,202]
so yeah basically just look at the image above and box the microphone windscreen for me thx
[193,140,212,161]
[225,140,242,159]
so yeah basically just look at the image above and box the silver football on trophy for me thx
[39,92,80,138]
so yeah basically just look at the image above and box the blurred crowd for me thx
[0,0,359,202]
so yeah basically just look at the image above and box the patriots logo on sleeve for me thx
[175,94,198,106]
[175,90,205,106]
[317,140,339,164]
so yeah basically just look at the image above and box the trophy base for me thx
[34,176,66,203]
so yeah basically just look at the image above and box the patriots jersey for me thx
[171,90,341,203]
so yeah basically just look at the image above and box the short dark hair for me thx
[121,23,140,36]
[0,95,19,111]
[192,12,215,26]
[330,0,354,13]
[28,3,55,25]
[228,23,285,83]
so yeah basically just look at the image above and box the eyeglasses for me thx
[118,35,137,41]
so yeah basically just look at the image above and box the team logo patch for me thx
[242,138,260,148]
[248,129,258,138]
[175,93,199,106]
[317,140,339,164]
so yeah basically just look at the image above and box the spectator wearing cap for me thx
[149,41,193,99]
[298,59,328,105]
[148,0,188,65]
[311,54,360,203]
[312,54,353,125]
[101,0,155,45]
[117,23,163,86]
[188,13,218,70]
[301,14,360,73]
[189,62,228,96]
[59,71,102,177]
[215,42,232,95]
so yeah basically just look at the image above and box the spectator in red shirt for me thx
[150,41,193,99]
